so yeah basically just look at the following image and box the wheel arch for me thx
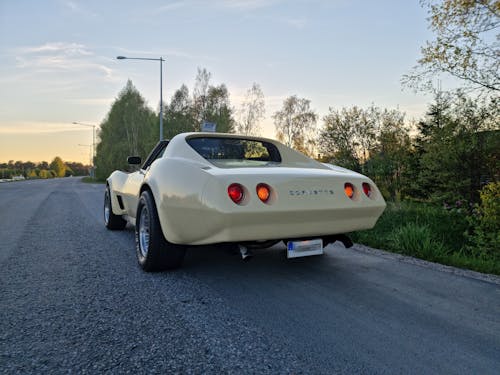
[140,158,214,245]
[106,176,127,215]
[106,171,127,215]
[138,181,170,240]
[135,184,186,271]
[139,182,153,196]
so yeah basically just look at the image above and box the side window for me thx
[142,141,169,170]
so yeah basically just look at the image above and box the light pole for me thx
[116,55,165,141]
[72,122,96,176]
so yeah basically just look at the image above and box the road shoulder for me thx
[351,243,500,286]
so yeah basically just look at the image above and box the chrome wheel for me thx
[138,205,150,257]
[104,191,110,225]
[104,188,127,230]
[135,190,186,271]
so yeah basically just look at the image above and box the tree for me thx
[466,182,500,261]
[204,84,235,133]
[66,162,91,176]
[95,80,157,180]
[27,169,38,179]
[188,68,236,133]
[236,83,265,136]
[192,67,212,130]
[39,169,52,179]
[50,157,67,177]
[414,91,499,203]
[273,95,317,155]
[319,106,379,171]
[365,110,412,201]
[403,0,500,93]
[319,105,412,200]
[23,161,36,171]
[165,84,196,137]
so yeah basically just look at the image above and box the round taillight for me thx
[228,183,244,204]
[362,182,372,197]
[344,183,355,199]
[256,183,271,203]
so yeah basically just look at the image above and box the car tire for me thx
[104,186,127,230]
[135,190,186,271]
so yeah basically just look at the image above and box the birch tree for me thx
[236,83,265,136]
[273,95,317,155]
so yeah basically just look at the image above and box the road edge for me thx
[351,243,500,286]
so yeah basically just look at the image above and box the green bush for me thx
[38,170,50,179]
[466,182,500,261]
[81,176,105,184]
[388,223,449,260]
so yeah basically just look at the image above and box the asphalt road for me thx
[1,178,499,374]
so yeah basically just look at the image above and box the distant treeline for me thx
[0,158,91,179]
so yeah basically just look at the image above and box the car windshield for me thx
[187,137,282,168]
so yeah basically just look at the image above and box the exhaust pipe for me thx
[322,234,353,248]
[336,234,353,248]
[239,245,253,261]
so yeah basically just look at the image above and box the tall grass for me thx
[81,176,105,184]
[388,223,449,260]
[351,202,500,275]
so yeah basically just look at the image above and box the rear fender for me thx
[143,158,212,244]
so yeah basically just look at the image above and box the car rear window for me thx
[187,137,281,168]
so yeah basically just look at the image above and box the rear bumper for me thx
[162,203,385,245]
[157,168,387,245]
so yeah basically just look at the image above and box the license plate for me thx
[287,239,323,258]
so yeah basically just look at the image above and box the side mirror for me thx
[127,156,141,165]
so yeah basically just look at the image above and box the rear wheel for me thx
[104,187,127,230]
[135,190,186,271]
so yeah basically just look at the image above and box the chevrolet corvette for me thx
[104,132,386,271]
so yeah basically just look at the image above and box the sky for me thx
[0,0,438,164]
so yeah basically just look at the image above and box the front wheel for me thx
[104,187,127,230]
[135,190,186,271]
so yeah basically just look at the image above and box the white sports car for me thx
[105,132,386,271]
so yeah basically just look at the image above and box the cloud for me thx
[283,17,307,29]
[154,1,189,13]
[20,42,92,56]
[152,0,280,14]
[59,0,97,17]
[65,97,114,106]
[216,0,281,10]
[14,42,115,80]
[0,121,95,135]
[61,0,81,12]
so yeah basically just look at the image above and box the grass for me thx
[351,202,500,276]
[81,176,105,184]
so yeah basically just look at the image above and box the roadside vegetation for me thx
[345,92,499,275]
[351,186,500,275]
[345,0,500,275]
[81,176,104,184]
[0,158,90,180]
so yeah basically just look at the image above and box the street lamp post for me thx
[116,55,165,141]
[72,122,96,176]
